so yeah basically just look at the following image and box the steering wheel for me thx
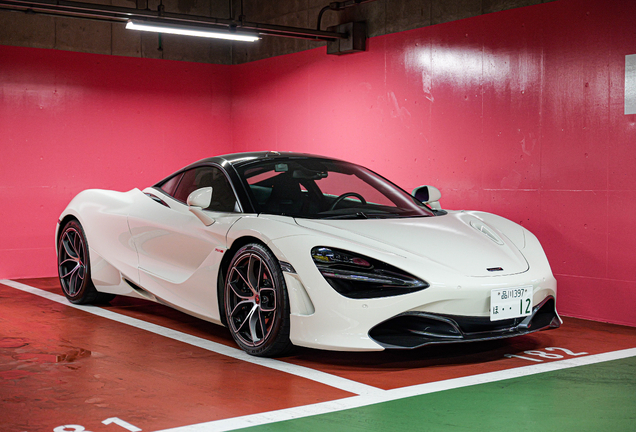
[329,192,367,211]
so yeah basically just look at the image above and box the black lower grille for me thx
[437,314,525,334]
[369,297,560,349]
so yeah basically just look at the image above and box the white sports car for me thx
[56,152,561,356]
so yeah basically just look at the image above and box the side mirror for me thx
[412,185,442,210]
[187,187,215,226]
[187,187,212,208]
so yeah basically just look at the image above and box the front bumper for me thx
[369,296,561,349]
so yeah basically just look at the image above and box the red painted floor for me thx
[2,278,636,432]
[283,317,636,390]
[0,280,352,432]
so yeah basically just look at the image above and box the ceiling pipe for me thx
[316,0,376,30]
[0,0,348,41]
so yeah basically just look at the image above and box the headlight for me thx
[311,247,429,299]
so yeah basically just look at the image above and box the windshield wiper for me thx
[323,212,369,219]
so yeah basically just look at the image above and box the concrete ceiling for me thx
[0,0,555,64]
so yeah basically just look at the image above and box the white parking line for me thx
[0,279,383,397]
[8,279,636,432]
[155,347,636,432]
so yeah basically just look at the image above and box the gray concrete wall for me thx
[0,0,556,64]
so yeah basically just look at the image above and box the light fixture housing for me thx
[125,20,260,42]
[311,247,429,299]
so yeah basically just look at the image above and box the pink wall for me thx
[230,0,636,326]
[0,46,233,279]
[1,0,635,327]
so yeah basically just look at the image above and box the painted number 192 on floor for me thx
[490,286,533,321]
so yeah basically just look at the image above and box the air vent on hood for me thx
[469,220,504,245]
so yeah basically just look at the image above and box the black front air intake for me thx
[369,297,560,349]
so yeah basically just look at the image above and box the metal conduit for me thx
[0,0,348,41]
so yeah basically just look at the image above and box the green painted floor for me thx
[239,356,636,432]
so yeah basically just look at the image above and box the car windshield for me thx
[235,157,435,219]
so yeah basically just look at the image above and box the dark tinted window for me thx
[236,158,434,219]
[173,166,237,212]
[160,173,183,196]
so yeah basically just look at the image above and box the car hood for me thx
[294,212,529,277]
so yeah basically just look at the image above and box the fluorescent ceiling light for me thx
[126,20,260,42]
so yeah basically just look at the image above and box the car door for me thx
[127,165,242,321]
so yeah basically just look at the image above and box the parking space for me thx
[2,278,636,432]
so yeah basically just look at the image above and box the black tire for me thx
[224,243,293,357]
[57,220,115,304]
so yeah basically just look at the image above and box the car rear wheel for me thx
[224,243,293,357]
[57,220,115,304]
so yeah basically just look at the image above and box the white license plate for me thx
[490,286,533,321]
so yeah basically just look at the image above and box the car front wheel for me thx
[224,243,293,357]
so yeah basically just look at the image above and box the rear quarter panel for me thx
[58,189,142,286]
